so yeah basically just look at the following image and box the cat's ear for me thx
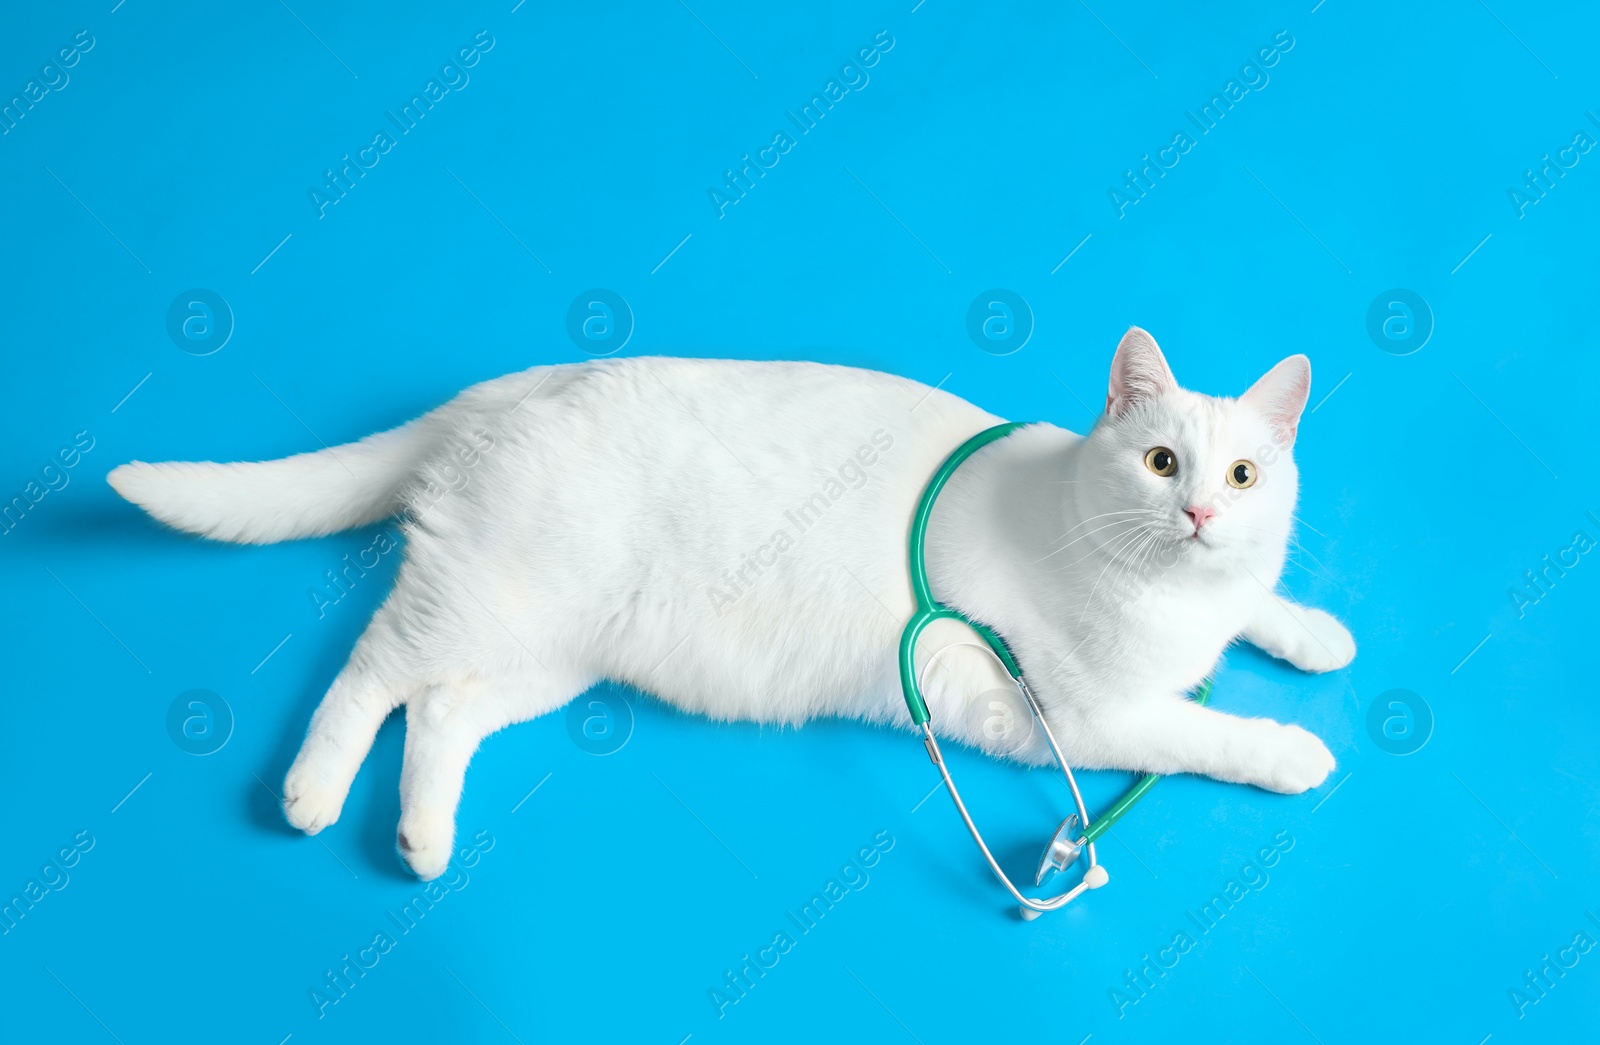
[1241,355,1312,446]
[1106,327,1177,418]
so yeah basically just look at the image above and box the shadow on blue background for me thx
[1,1,1596,1042]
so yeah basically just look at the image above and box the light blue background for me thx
[2,1,1597,1042]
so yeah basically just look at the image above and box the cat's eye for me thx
[1144,447,1177,477]
[1227,460,1257,489]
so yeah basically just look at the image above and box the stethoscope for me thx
[897,422,1213,918]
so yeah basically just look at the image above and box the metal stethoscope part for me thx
[916,649,1107,917]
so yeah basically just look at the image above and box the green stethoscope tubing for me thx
[897,422,1213,906]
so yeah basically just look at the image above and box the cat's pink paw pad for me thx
[396,820,454,880]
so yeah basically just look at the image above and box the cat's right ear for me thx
[1106,327,1177,419]
[1241,354,1311,447]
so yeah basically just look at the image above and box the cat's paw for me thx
[282,764,346,835]
[1255,724,1335,794]
[1287,608,1356,673]
[396,817,455,880]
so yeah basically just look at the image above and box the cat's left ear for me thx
[1241,355,1312,446]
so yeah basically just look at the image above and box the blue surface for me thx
[2,1,1597,1041]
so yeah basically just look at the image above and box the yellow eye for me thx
[1227,460,1257,489]
[1144,447,1178,477]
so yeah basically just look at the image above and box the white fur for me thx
[108,329,1353,879]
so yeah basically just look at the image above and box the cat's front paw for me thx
[1288,608,1356,673]
[1255,724,1335,794]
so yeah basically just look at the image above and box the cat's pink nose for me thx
[1185,505,1216,532]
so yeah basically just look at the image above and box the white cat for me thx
[108,328,1351,880]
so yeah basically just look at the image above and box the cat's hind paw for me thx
[396,817,455,881]
[282,765,347,835]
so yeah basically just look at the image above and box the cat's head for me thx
[1079,327,1310,568]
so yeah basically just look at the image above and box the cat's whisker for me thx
[1035,516,1160,563]
[1106,530,1155,601]
[1225,523,1346,581]
[1122,530,1166,594]
[1072,524,1153,626]
[1046,530,1138,575]
[1045,523,1148,574]
[1060,524,1167,629]
[1125,529,1169,591]
[1041,508,1166,554]
[1045,508,1161,546]
[1279,544,1355,596]
[1292,513,1327,538]
[1071,553,1137,630]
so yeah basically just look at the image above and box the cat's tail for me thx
[107,418,441,545]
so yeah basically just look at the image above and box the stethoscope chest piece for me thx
[1035,814,1084,886]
